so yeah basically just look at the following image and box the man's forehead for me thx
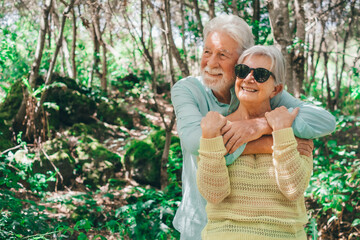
[203,46,233,54]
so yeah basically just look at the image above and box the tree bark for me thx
[208,0,215,19]
[40,0,75,107]
[252,0,260,43]
[163,0,189,78]
[71,8,77,79]
[193,0,204,38]
[293,0,306,97]
[267,0,294,94]
[29,0,53,88]
[13,0,52,137]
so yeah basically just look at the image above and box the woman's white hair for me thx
[203,14,254,55]
[238,45,286,86]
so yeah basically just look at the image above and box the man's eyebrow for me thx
[219,49,232,55]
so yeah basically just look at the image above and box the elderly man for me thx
[171,14,335,240]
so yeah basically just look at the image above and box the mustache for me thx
[203,66,224,75]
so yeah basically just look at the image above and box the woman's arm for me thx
[265,107,313,201]
[197,136,231,204]
[271,128,313,201]
[196,112,231,204]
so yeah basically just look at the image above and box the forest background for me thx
[0,0,359,239]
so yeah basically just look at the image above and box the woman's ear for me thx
[270,84,283,99]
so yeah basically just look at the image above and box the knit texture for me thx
[197,128,313,240]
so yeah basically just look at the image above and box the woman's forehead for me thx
[241,55,272,69]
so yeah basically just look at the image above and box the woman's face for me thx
[235,55,280,104]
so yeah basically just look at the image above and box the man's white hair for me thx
[203,14,255,55]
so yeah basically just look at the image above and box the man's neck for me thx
[212,89,231,104]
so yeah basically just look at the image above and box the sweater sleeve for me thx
[272,128,313,201]
[197,136,230,204]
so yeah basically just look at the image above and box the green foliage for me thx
[116,142,182,239]
[0,26,31,82]
[115,187,180,240]
[305,113,360,236]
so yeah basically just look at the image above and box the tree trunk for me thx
[267,0,294,94]
[193,0,204,38]
[293,0,305,97]
[252,0,260,43]
[160,125,173,190]
[29,0,53,88]
[180,0,188,68]
[91,0,107,93]
[164,0,189,78]
[208,0,215,19]
[39,0,75,108]
[13,0,52,137]
[334,0,356,110]
[71,8,77,79]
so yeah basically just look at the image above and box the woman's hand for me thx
[201,111,227,138]
[265,106,299,131]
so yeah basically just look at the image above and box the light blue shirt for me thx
[171,76,336,240]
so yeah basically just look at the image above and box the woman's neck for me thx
[226,101,271,121]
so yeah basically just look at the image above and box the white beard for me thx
[201,66,234,93]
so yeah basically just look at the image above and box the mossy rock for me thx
[33,138,75,190]
[115,74,140,91]
[96,100,133,129]
[73,136,122,189]
[68,122,115,142]
[46,86,96,126]
[0,80,23,121]
[51,74,88,94]
[124,140,161,188]
[0,119,13,152]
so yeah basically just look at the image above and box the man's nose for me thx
[207,54,219,68]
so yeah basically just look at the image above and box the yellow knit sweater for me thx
[197,128,313,240]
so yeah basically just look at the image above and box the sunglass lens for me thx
[235,64,250,78]
[253,68,271,83]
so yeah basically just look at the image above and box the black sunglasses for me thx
[235,64,275,83]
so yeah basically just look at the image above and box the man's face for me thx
[201,31,240,94]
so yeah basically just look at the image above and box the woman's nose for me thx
[244,70,255,82]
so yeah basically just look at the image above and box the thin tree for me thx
[13,0,53,140]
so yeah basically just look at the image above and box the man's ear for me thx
[270,84,283,99]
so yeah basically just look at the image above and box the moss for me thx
[46,86,96,126]
[74,137,122,189]
[68,122,115,143]
[96,100,133,129]
[0,119,13,152]
[0,80,23,121]
[124,140,161,188]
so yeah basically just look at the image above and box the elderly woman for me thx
[197,45,313,240]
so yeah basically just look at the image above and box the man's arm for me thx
[242,135,314,157]
[171,80,204,156]
[222,90,336,155]
[271,90,336,138]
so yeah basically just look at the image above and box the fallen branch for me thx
[42,149,64,192]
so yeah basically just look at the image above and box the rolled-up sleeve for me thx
[271,91,336,139]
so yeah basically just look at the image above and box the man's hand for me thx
[221,118,272,154]
[296,137,314,157]
[201,111,227,138]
